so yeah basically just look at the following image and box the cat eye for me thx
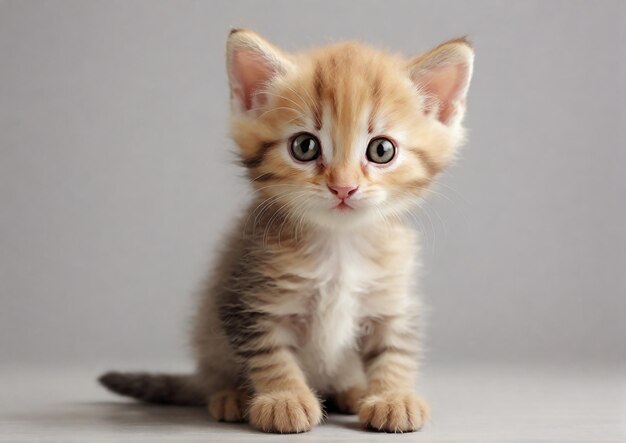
[290,133,321,162]
[366,137,396,164]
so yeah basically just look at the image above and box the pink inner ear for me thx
[232,49,275,111]
[418,62,469,124]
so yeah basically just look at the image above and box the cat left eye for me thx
[366,137,396,164]
[290,133,321,162]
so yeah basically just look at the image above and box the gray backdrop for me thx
[1,0,624,369]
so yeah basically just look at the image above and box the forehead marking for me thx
[313,56,386,167]
[312,64,323,130]
[368,73,383,134]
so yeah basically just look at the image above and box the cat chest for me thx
[295,238,376,374]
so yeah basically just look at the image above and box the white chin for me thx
[307,206,378,230]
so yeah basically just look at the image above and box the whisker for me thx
[282,83,316,115]
[421,198,447,239]
[433,181,470,204]
[249,172,273,183]
[250,183,305,193]
[425,186,470,229]
[295,197,316,243]
[279,195,313,247]
[242,190,296,237]
[423,187,462,207]
[258,91,307,114]
[263,192,309,248]
[373,206,388,233]
[254,106,304,122]
[254,192,293,230]
[277,114,308,129]
[385,191,430,247]
[299,85,320,118]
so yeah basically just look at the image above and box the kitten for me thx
[100,29,474,434]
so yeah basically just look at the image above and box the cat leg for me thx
[244,346,322,433]
[194,337,245,422]
[357,314,430,432]
[208,387,250,422]
[219,306,322,433]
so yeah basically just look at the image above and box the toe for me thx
[359,391,428,433]
[208,389,246,422]
[249,390,321,433]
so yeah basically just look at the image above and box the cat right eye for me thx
[290,133,321,162]
[366,137,396,164]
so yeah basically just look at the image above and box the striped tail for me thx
[98,371,205,406]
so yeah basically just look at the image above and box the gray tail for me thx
[98,371,205,406]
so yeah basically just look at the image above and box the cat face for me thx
[227,30,473,229]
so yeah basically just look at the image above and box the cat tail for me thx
[98,371,205,406]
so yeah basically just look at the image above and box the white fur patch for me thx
[296,232,376,392]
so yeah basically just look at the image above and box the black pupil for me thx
[376,141,388,158]
[300,138,313,154]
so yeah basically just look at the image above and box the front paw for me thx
[208,388,248,422]
[358,391,429,433]
[248,389,322,433]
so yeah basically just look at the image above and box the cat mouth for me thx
[334,201,354,211]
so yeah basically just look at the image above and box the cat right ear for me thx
[407,38,474,127]
[226,29,294,114]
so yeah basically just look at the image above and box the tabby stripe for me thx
[327,56,338,113]
[410,149,442,176]
[253,373,300,386]
[312,64,323,130]
[406,177,432,189]
[368,73,382,133]
[368,358,416,378]
[236,346,282,359]
[247,362,283,373]
[240,140,280,169]
[362,346,414,365]
[252,172,278,182]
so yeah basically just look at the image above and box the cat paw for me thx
[358,391,429,433]
[248,389,322,433]
[208,388,248,422]
[334,386,365,414]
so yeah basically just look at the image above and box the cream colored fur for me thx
[99,29,474,434]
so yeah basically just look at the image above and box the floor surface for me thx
[0,364,623,442]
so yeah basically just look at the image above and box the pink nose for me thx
[328,184,359,200]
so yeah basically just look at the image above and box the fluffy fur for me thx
[100,29,474,434]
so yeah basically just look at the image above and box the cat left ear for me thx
[226,29,294,114]
[407,38,474,126]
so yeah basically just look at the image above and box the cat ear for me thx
[407,38,474,126]
[226,29,294,114]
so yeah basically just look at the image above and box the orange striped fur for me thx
[99,29,474,434]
